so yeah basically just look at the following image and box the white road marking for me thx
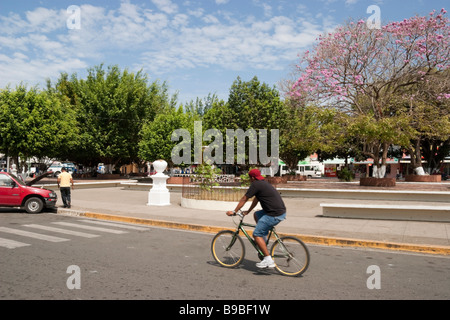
[77,219,150,231]
[51,222,128,234]
[0,227,69,242]
[23,224,100,238]
[0,237,31,249]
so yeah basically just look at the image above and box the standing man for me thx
[226,169,286,269]
[57,167,74,208]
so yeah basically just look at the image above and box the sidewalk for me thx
[54,180,450,256]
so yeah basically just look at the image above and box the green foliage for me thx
[227,76,286,130]
[279,103,336,171]
[0,85,77,159]
[139,106,198,166]
[191,162,221,191]
[51,64,174,166]
[337,167,355,182]
[203,76,287,168]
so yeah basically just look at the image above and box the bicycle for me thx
[211,211,310,277]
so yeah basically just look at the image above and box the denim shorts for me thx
[253,210,286,237]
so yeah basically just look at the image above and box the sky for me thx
[0,0,448,105]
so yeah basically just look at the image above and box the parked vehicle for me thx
[0,172,57,213]
[48,162,76,177]
[48,162,64,177]
[97,163,105,174]
[278,160,323,178]
[296,164,322,178]
[62,162,76,173]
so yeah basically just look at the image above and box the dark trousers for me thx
[60,187,71,207]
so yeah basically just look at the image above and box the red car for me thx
[0,172,57,213]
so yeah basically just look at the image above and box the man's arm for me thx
[244,197,259,215]
[226,195,249,216]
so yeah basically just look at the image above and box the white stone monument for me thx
[147,160,170,206]
[10,163,17,175]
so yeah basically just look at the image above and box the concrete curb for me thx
[56,209,450,256]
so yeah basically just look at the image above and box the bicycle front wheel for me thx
[211,230,245,268]
[271,236,310,277]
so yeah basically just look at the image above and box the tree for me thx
[203,76,286,171]
[51,64,174,169]
[278,102,337,172]
[291,9,450,177]
[139,106,198,167]
[227,76,286,131]
[183,93,219,116]
[0,85,77,168]
[393,69,450,174]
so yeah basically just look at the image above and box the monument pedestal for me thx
[147,160,170,207]
[148,188,170,206]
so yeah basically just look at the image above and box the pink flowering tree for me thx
[291,9,450,177]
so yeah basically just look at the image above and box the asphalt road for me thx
[1,212,449,302]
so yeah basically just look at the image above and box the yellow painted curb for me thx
[61,210,450,256]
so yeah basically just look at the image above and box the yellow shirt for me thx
[58,172,73,187]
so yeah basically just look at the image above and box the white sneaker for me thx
[256,257,276,269]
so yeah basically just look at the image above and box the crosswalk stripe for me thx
[23,224,100,238]
[52,222,128,234]
[0,237,31,249]
[78,219,150,231]
[0,227,70,242]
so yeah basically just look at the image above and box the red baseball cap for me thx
[249,169,264,180]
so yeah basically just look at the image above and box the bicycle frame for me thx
[231,215,283,257]
[213,212,310,276]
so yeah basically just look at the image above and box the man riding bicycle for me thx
[226,169,286,269]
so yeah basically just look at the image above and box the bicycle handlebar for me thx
[230,209,244,219]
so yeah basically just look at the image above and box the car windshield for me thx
[9,174,26,186]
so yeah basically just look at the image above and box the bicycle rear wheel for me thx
[271,236,310,276]
[211,230,245,268]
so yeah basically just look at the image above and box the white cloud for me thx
[0,51,87,88]
[25,7,65,33]
[138,13,325,74]
[187,8,204,18]
[0,1,329,89]
[151,0,178,15]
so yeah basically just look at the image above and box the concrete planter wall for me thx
[265,176,288,184]
[360,177,396,187]
[97,174,122,179]
[405,175,442,182]
[286,175,307,181]
[181,196,262,211]
[167,176,188,184]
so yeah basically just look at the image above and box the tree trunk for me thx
[372,164,386,178]
[414,167,426,175]
[408,139,426,175]
[371,142,388,178]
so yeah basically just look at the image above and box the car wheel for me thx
[24,197,44,214]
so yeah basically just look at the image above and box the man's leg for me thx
[255,236,270,256]
[253,211,276,268]
[66,190,71,208]
[60,188,68,207]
